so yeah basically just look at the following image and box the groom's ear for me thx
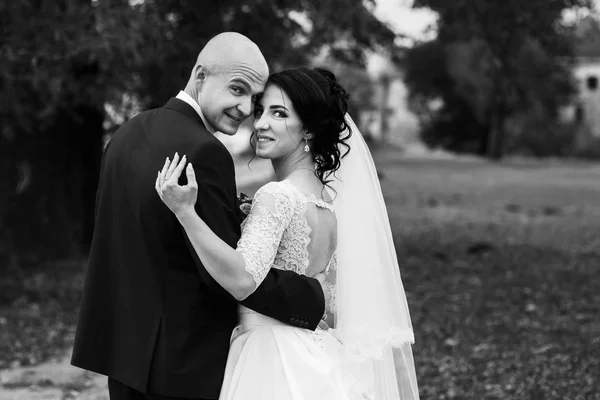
[194,65,208,87]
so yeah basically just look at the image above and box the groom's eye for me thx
[231,86,244,95]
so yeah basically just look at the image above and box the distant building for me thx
[562,16,600,149]
[573,57,600,145]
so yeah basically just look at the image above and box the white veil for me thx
[329,114,419,399]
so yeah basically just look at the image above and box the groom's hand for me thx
[314,272,331,325]
[317,319,330,330]
[155,153,198,216]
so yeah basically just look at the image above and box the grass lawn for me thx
[1,148,599,399]
[370,148,600,400]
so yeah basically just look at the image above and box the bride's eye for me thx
[273,110,287,118]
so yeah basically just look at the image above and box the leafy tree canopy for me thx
[0,0,397,266]
[405,0,595,157]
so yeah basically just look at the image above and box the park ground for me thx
[1,145,599,399]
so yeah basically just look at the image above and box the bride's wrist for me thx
[175,206,196,222]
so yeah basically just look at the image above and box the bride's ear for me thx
[305,131,315,140]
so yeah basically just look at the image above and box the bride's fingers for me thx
[169,155,187,182]
[185,163,197,189]
[166,153,180,179]
[156,175,167,203]
[159,157,170,184]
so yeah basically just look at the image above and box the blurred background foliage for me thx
[0,0,396,270]
[0,0,598,274]
[404,0,596,157]
[2,3,600,396]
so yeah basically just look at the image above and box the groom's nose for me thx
[237,97,252,118]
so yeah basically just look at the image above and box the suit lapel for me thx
[163,98,206,129]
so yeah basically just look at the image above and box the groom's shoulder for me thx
[115,106,163,131]
[190,136,234,168]
[123,100,200,125]
[130,103,190,125]
[120,101,211,141]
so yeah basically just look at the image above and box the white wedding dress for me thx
[218,180,350,400]
[219,115,419,400]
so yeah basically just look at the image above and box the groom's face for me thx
[197,62,267,136]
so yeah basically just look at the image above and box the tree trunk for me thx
[486,100,506,160]
[478,126,490,156]
[485,72,506,160]
[379,75,391,141]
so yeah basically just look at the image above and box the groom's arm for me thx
[187,141,325,330]
[241,269,325,331]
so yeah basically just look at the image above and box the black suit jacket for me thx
[71,98,325,399]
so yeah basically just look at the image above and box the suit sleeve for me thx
[187,142,325,330]
[183,141,241,298]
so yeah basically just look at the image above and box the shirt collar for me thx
[175,91,214,133]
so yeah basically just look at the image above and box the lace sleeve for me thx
[236,182,295,288]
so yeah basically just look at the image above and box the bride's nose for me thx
[253,114,269,131]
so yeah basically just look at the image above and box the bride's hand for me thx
[155,153,198,217]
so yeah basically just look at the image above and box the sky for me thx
[373,0,600,44]
[373,0,437,42]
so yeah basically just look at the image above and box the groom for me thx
[71,32,326,400]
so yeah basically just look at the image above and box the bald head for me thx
[184,32,270,135]
[195,32,268,78]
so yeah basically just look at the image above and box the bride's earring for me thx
[304,137,310,152]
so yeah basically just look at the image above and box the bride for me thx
[156,67,419,399]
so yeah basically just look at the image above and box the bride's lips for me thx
[256,134,275,143]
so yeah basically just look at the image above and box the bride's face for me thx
[252,84,306,160]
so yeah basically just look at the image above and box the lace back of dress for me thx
[278,180,337,279]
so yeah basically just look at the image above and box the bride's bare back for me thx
[235,179,336,285]
[295,186,337,278]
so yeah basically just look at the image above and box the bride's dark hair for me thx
[265,67,352,187]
